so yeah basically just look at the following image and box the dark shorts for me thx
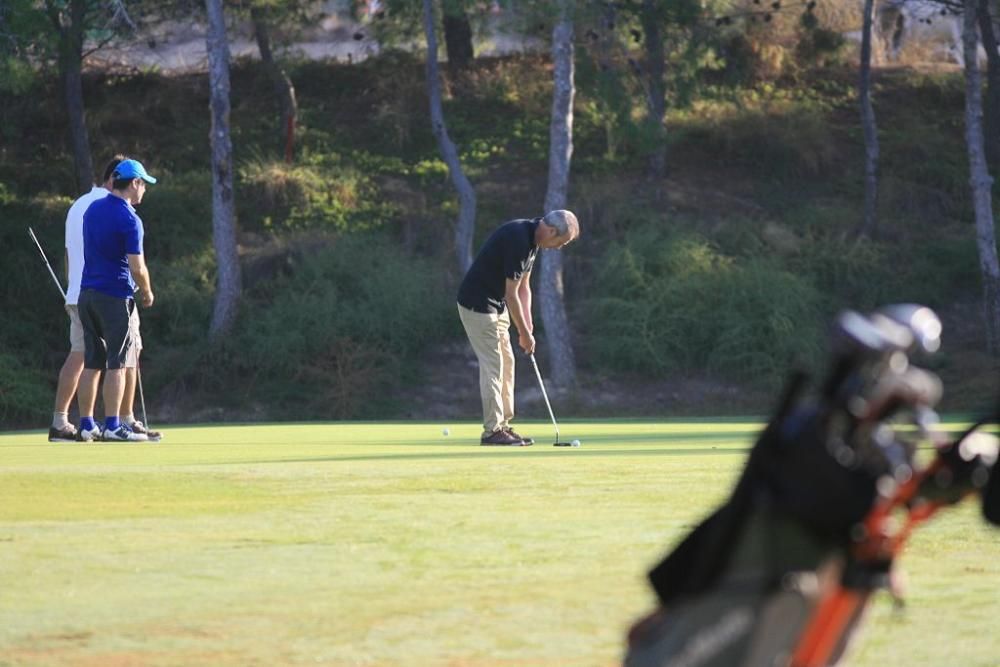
[78,289,139,370]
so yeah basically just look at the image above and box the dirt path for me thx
[89,10,543,74]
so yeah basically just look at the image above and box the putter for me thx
[529,353,573,446]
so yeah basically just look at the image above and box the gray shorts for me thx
[66,304,85,353]
[130,303,142,354]
[78,289,140,370]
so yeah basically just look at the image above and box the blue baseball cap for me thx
[113,159,157,184]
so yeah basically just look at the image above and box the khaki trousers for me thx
[458,304,515,436]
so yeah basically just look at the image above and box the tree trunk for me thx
[857,0,880,238]
[422,0,476,274]
[964,0,1000,355]
[205,0,242,339]
[539,4,577,388]
[59,0,93,193]
[442,2,474,71]
[251,6,298,163]
[640,0,667,184]
[978,0,1000,173]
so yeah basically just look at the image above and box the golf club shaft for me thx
[28,227,67,300]
[530,353,560,442]
[137,364,149,427]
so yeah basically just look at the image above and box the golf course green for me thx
[2,421,997,666]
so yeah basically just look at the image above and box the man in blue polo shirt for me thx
[76,158,157,442]
[457,209,580,446]
[47,155,124,442]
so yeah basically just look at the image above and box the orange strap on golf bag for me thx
[789,451,965,667]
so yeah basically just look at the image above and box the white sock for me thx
[121,414,137,426]
[52,411,70,429]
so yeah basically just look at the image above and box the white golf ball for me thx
[443,428,450,436]
[571,439,581,447]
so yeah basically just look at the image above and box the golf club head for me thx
[821,310,897,407]
[831,310,893,359]
[873,304,942,355]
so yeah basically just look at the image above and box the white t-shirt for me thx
[65,186,109,305]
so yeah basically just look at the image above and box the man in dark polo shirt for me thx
[457,210,580,446]
[76,158,157,442]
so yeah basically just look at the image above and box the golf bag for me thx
[625,305,1000,667]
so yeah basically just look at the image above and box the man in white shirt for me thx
[48,157,123,441]
[49,155,161,443]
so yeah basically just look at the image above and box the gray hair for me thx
[542,209,579,239]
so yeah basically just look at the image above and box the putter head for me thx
[553,441,573,447]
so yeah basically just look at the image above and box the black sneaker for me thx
[481,429,531,446]
[48,424,78,442]
[129,421,162,442]
[505,428,534,446]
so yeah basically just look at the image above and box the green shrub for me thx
[795,11,848,68]
[238,159,323,229]
[144,249,217,347]
[788,234,898,310]
[0,57,39,146]
[139,171,213,260]
[224,234,454,418]
[461,56,551,117]
[237,156,397,232]
[0,351,51,427]
[585,227,824,381]
[670,93,839,180]
[902,234,981,306]
[0,201,69,352]
[0,56,36,96]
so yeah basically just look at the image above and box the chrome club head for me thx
[873,304,942,354]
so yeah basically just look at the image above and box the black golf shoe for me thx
[480,429,531,446]
[130,421,162,442]
[505,428,534,446]
[48,424,78,442]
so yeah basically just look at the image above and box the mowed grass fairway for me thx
[1,421,999,667]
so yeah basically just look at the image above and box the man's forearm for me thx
[130,266,152,294]
[506,290,531,336]
[519,283,533,332]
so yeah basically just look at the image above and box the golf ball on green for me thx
[571,439,581,447]
[443,428,450,436]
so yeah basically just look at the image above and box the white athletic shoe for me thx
[102,424,149,442]
[76,425,104,442]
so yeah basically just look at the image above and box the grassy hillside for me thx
[0,51,997,426]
